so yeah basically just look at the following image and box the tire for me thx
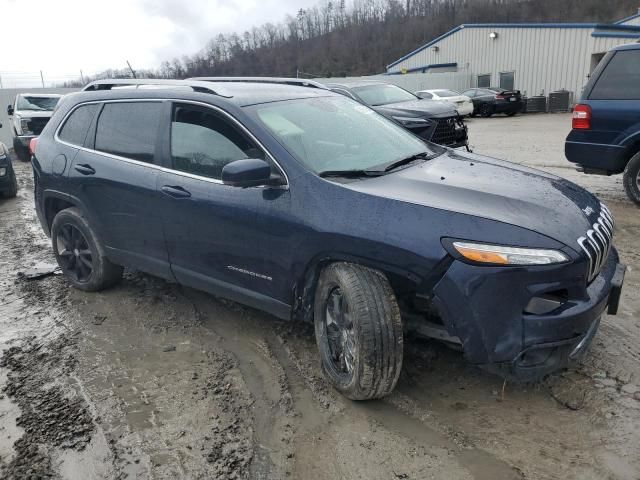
[480,103,493,118]
[51,207,123,291]
[12,138,29,162]
[3,170,18,198]
[506,111,517,117]
[314,262,403,400]
[623,151,640,206]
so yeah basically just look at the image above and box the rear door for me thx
[157,102,285,315]
[585,49,640,148]
[67,100,172,279]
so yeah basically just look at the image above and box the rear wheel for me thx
[623,151,640,206]
[12,138,29,162]
[51,207,123,291]
[314,263,403,400]
[480,103,493,118]
[3,170,18,198]
[506,111,517,117]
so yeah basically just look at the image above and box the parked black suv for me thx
[323,80,469,149]
[565,43,640,205]
[32,78,624,400]
[0,123,18,198]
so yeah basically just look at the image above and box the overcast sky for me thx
[0,0,318,87]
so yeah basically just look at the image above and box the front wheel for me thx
[51,207,123,291]
[623,151,640,206]
[2,170,18,198]
[314,263,403,400]
[506,111,517,117]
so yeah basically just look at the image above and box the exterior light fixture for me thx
[489,32,498,39]
[432,46,439,52]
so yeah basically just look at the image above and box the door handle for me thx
[74,164,95,175]
[161,185,192,198]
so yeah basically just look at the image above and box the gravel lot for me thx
[0,112,638,480]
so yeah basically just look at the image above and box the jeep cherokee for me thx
[31,78,625,400]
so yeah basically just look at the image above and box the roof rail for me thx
[188,77,328,90]
[81,78,230,96]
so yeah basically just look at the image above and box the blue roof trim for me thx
[615,12,640,24]
[594,23,640,32]
[385,62,458,75]
[592,32,640,39]
[387,26,463,70]
[386,23,599,70]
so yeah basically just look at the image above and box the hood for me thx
[14,110,54,118]
[345,149,602,250]
[375,99,457,118]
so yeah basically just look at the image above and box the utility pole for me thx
[40,70,45,88]
[80,70,85,84]
[126,61,137,79]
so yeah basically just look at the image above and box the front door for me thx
[157,102,289,317]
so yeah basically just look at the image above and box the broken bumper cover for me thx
[432,248,624,381]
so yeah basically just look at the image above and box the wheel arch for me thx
[291,251,444,323]
[42,190,99,235]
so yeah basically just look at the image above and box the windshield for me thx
[16,96,60,111]
[434,90,460,98]
[250,96,436,174]
[352,84,417,106]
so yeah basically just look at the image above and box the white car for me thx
[415,89,474,116]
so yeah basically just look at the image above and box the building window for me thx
[499,71,515,91]
[477,74,491,88]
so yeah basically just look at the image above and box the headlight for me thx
[20,118,33,135]
[452,241,569,265]
[392,116,428,125]
[0,167,6,177]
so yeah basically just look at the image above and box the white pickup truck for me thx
[7,93,62,161]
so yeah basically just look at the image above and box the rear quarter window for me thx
[58,104,99,146]
[590,50,640,100]
[95,102,162,163]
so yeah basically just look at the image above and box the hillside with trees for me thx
[84,0,640,82]
[159,0,638,78]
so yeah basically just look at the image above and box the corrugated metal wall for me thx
[0,88,78,147]
[387,26,636,99]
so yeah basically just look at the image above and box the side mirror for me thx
[222,158,272,187]
[416,92,430,100]
[7,105,14,116]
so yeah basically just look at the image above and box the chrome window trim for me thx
[53,98,289,189]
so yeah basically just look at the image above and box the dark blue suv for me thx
[32,78,625,400]
[565,43,640,205]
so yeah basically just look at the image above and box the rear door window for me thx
[58,104,99,146]
[94,102,162,163]
[590,50,640,100]
[170,103,265,180]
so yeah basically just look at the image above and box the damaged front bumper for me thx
[431,248,625,382]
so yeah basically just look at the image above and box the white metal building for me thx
[385,11,640,98]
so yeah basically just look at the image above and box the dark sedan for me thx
[462,87,523,117]
[325,81,468,149]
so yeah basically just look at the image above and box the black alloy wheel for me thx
[55,223,94,283]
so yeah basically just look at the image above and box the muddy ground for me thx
[0,113,638,479]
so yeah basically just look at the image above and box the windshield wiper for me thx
[373,152,437,173]
[318,169,385,178]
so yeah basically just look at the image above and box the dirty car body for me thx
[31,78,624,391]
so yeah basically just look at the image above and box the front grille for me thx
[577,204,614,282]
[27,117,50,135]
[429,117,466,147]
